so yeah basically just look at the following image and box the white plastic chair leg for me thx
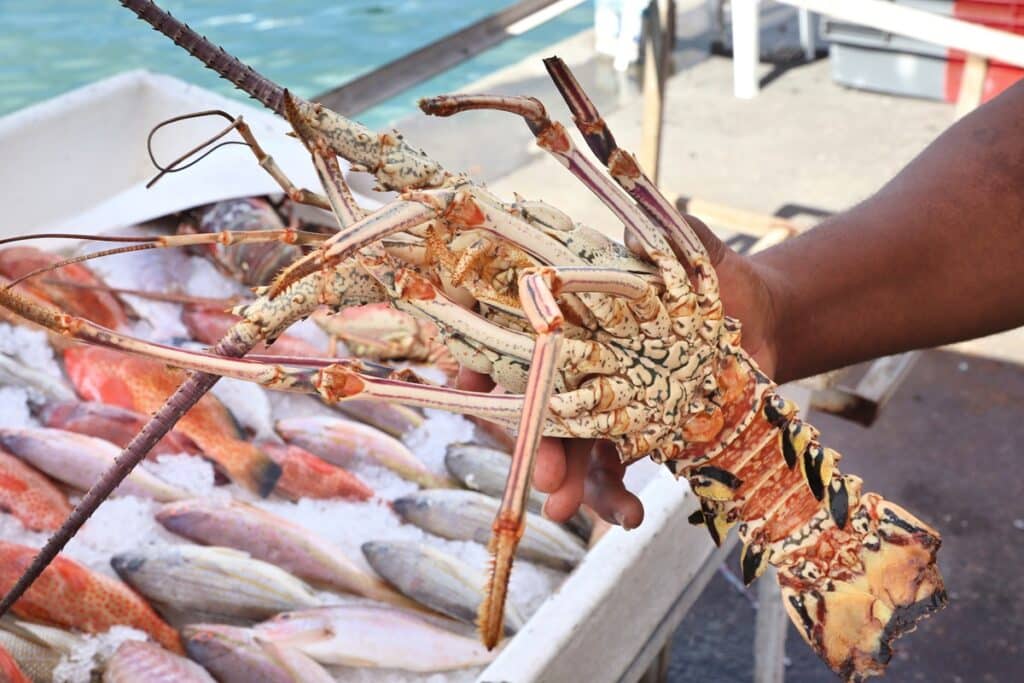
[798,8,816,61]
[731,0,760,98]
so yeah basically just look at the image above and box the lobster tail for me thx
[774,476,946,680]
[119,0,285,115]
[667,342,946,680]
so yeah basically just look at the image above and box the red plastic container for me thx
[943,0,1024,102]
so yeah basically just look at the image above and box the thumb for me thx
[678,213,727,268]
[624,212,727,269]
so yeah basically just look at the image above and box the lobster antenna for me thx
[146,110,251,188]
[3,245,157,289]
[40,279,249,308]
[0,233,156,246]
[119,0,285,115]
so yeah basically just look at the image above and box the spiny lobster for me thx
[0,1,946,679]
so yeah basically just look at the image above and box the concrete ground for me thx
[389,2,1024,680]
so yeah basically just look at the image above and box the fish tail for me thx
[202,439,282,497]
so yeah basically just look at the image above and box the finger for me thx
[541,439,592,522]
[532,437,567,494]
[665,212,726,268]
[455,366,495,393]
[584,442,644,529]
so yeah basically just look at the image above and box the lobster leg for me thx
[420,94,663,253]
[542,59,705,261]
[272,184,613,299]
[543,58,721,315]
[422,96,706,337]
[219,113,332,211]
[282,91,367,226]
[479,269,564,648]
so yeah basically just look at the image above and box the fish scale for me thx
[0,449,71,532]
[0,541,181,654]
[63,346,280,497]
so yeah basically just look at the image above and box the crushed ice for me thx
[52,626,149,683]
[0,231,570,683]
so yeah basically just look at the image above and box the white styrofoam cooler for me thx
[0,73,808,682]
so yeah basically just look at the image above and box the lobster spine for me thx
[120,0,284,114]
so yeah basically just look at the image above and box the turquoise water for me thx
[0,1,592,129]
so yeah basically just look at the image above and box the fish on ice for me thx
[255,605,496,672]
[40,401,200,459]
[0,541,182,653]
[0,246,129,331]
[0,353,75,405]
[63,346,281,497]
[110,545,322,622]
[0,429,187,502]
[0,448,71,532]
[276,416,452,489]
[445,442,592,540]
[183,623,331,683]
[155,499,413,608]
[102,639,216,683]
[362,540,526,634]
[393,490,585,571]
[257,442,373,501]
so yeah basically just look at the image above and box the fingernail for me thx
[614,512,626,527]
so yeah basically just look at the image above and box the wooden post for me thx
[955,52,988,119]
[640,0,674,184]
[754,567,788,683]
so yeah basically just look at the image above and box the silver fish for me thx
[0,428,187,501]
[0,353,75,404]
[444,442,593,539]
[393,490,585,570]
[255,605,496,672]
[276,416,452,489]
[362,541,526,634]
[110,546,321,621]
[333,400,424,439]
[155,499,416,609]
[254,637,335,683]
[183,624,329,683]
[103,640,215,683]
[0,618,80,683]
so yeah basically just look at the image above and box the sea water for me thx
[0,0,592,129]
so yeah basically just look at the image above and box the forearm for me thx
[753,81,1024,384]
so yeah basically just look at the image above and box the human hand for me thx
[459,215,782,528]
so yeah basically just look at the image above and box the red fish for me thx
[183,305,323,358]
[258,442,373,501]
[0,449,71,532]
[63,346,280,496]
[0,541,182,654]
[0,643,29,683]
[40,401,201,459]
[0,246,129,331]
